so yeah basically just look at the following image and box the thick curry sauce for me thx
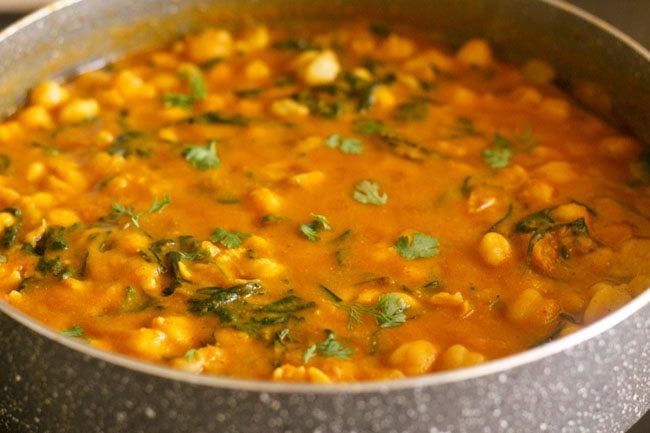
[0,23,649,382]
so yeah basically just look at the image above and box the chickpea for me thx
[457,39,493,68]
[438,344,486,370]
[248,187,282,213]
[523,59,556,85]
[18,105,54,130]
[296,50,341,86]
[244,60,271,81]
[58,98,100,124]
[584,283,631,324]
[388,340,438,376]
[30,81,69,108]
[270,98,310,118]
[186,28,233,63]
[478,232,512,266]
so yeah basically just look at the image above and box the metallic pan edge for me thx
[0,0,649,432]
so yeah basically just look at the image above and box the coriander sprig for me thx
[353,180,388,205]
[107,194,171,229]
[183,140,220,170]
[300,214,332,241]
[394,232,440,260]
[303,330,353,363]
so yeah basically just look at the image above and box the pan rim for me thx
[0,0,649,394]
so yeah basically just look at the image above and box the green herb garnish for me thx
[121,286,153,313]
[394,232,440,260]
[107,131,152,158]
[300,214,332,241]
[320,285,409,330]
[353,180,388,205]
[105,195,171,229]
[303,330,353,363]
[483,133,513,169]
[163,93,194,109]
[183,140,220,170]
[61,325,84,338]
[324,134,364,154]
[36,256,75,280]
[182,67,208,101]
[0,208,22,249]
[210,227,251,248]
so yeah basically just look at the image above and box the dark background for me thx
[0,1,648,432]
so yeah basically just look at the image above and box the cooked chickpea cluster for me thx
[0,21,647,382]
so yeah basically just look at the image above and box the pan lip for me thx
[0,0,649,395]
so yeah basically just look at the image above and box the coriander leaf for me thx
[324,134,341,149]
[164,92,193,109]
[210,227,251,248]
[181,67,208,101]
[394,232,440,260]
[183,140,220,170]
[147,195,172,214]
[323,134,364,155]
[375,293,407,328]
[303,330,353,363]
[61,325,84,338]
[105,194,171,229]
[303,345,318,363]
[340,138,363,154]
[184,348,198,362]
[482,133,513,169]
[300,213,332,241]
[353,180,388,205]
